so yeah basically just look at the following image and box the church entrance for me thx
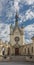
[15,48,19,55]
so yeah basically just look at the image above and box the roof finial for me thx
[15,11,18,22]
[15,11,18,26]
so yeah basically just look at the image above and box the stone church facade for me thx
[10,12,24,56]
[0,13,34,61]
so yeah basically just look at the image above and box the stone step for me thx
[10,56,26,62]
[0,56,26,62]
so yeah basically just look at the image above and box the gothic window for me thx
[25,48,26,54]
[32,47,33,53]
[28,48,30,54]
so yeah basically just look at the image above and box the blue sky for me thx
[0,0,34,44]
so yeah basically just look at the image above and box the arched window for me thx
[28,48,30,54]
[2,47,7,59]
[25,48,26,54]
[32,47,33,53]
[7,47,10,56]
[2,47,5,56]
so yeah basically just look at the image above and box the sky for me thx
[0,0,34,44]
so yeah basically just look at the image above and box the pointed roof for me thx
[13,26,23,35]
[12,12,23,35]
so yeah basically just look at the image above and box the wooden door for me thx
[15,48,19,55]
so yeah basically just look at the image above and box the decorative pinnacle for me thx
[15,11,18,22]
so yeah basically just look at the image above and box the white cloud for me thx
[19,9,34,23]
[26,0,34,5]
[0,23,10,42]
[24,24,34,31]
[14,0,20,12]
[24,24,34,44]
[0,0,34,23]
[25,9,34,20]
[25,39,32,44]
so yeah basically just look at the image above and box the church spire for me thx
[15,11,18,27]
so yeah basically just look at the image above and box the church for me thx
[10,12,24,56]
[0,12,34,61]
